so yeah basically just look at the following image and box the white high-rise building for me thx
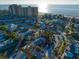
[9,4,38,17]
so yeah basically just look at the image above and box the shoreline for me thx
[64,15,79,19]
[38,12,79,19]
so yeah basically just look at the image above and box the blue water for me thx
[0,5,79,16]
[48,5,79,17]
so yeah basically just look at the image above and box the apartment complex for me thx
[9,4,38,17]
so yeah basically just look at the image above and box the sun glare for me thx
[38,4,48,13]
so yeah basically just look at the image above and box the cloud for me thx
[0,0,79,4]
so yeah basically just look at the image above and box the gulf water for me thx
[0,5,79,17]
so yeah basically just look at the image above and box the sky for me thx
[0,0,79,4]
[0,0,79,13]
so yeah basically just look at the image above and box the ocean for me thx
[47,5,79,17]
[0,5,79,17]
